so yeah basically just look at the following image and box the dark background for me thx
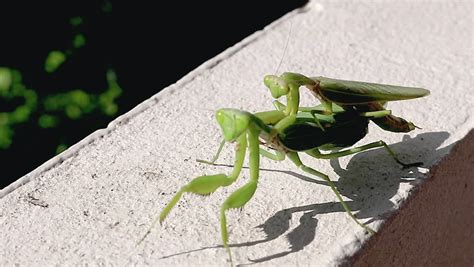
[0,1,307,189]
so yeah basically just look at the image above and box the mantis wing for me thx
[314,76,430,105]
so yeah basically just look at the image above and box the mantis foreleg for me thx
[220,126,261,265]
[139,134,247,245]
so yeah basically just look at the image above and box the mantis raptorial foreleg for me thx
[286,152,376,234]
[220,125,261,265]
[272,100,286,111]
[267,82,299,134]
[272,114,297,135]
[273,100,350,131]
[274,99,327,131]
[306,141,422,169]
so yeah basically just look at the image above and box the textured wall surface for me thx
[1,1,472,265]
[352,130,474,266]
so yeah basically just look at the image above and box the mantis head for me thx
[216,109,251,142]
[264,75,289,98]
[264,72,316,98]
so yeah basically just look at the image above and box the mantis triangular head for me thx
[264,72,316,98]
[216,108,252,142]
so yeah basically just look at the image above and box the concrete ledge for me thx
[351,130,474,266]
[1,1,472,265]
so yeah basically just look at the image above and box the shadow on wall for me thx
[156,131,451,265]
[330,131,452,220]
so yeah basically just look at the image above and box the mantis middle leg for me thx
[196,138,226,165]
[307,141,422,168]
[286,152,375,234]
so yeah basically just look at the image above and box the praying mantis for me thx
[142,72,429,265]
[264,72,429,133]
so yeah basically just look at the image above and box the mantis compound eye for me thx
[263,75,289,98]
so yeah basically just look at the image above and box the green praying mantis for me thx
[264,72,429,134]
[141,72,430,265]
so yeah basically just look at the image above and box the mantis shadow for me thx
[244,131,451,264]
[158,131,451,264]
[329,131,453,220]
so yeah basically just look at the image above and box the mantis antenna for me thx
[274,20,293,75]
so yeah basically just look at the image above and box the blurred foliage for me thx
[0,66,121,150]
[0,68,37,149]
[0,5,121,152]
[73,34,86,48]
[44,51,67,73]
[42,69,121,120]
[55,143,68,155]
[69,16,83,27]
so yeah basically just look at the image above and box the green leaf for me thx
[45,51,66,73]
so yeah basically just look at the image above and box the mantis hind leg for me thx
[286,152,375,234]
[307,141,422,169]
